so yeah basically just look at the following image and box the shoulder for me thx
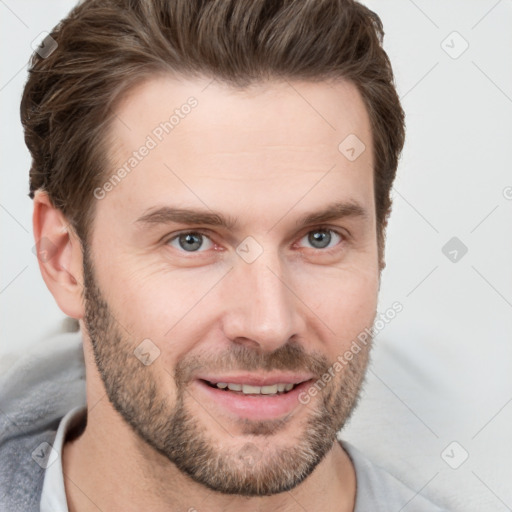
[340,441,449,512]
[0,330,86,511]
[0,428,58,512]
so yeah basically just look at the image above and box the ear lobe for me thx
[33,191,85,319]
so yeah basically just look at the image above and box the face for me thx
[82,76,380,496]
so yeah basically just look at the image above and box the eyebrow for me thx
[294,201,368,227]
[135,207,238,230]
[135,200,369,231]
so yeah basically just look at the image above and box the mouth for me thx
[192,375,315,421]
[201,380,299,395]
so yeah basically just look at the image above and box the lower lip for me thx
[192,379,313,421]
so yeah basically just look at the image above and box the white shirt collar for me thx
[40,406,87,512]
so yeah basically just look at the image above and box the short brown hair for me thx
[21,0,405,264]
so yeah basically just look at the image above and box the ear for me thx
[32,190,85,319]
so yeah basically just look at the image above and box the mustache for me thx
[174,341,330,386]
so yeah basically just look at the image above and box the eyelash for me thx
[163,225,347,256]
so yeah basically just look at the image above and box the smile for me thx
[193,375,315,421]
[203,381,297,395]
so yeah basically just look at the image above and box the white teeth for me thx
[214,382,296,394]
[242,384,261,394]
[260,385,278,395]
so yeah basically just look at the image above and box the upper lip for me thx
[196,373,315,387]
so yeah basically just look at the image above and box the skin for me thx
[34,75,380,511]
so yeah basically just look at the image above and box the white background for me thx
[1,1,511,510]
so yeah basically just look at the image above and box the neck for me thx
[62,402,356,512]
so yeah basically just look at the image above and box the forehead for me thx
[111,75,372,156]
[100,75,374,231]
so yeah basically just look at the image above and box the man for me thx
[0,0,447,510]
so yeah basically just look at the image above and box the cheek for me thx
[293,265,379,345]
[98,261,227,359]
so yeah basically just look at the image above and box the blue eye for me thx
[300,229,342,250]
[165,228,343,254]
[167,232,214,252]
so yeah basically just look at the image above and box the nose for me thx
[220,252,302,352]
